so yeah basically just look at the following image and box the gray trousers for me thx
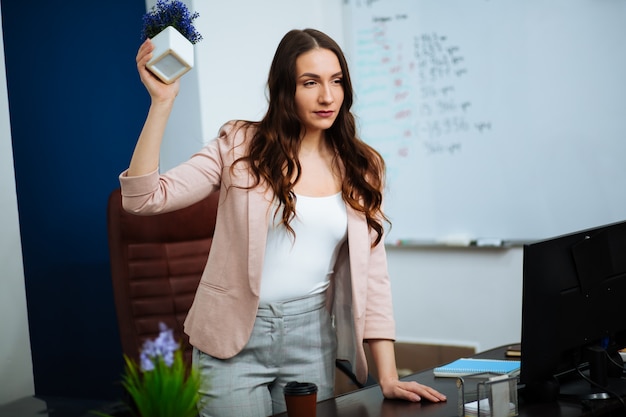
[193,292,337,417]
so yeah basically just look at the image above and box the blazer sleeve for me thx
[119,121,245,214]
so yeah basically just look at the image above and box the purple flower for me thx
[141,0,203,44]
[139,322,180,371]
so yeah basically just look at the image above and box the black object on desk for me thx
[520,220,626,403]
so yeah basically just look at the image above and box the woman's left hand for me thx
[367,339,448,403]
[379,377,448,403]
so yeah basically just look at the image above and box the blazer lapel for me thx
[247,184,273,296]
[346,205,370,319]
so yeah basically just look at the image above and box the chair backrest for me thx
[107,188,219,364]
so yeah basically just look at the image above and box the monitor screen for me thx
[520,220,626,402]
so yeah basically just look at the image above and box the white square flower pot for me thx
[147,26,194,84]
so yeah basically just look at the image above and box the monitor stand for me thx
[559,376,626,401]
[559,346,626,402]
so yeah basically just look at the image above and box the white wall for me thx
[0,7,35,405]
[388,246,522,351]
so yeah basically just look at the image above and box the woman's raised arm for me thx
[127,39,180,177]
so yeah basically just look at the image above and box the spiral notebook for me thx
[433,358,520,378]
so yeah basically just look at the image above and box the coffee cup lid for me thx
[284,381,318,395]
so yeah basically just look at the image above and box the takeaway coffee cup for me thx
[283,381,317,417]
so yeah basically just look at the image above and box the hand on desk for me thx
[379,376,448,403]
[368,339,448,403]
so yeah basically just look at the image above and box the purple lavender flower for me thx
[141,0,203,44]
[139,322,180,371]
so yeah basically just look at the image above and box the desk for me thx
[274,345,626,417]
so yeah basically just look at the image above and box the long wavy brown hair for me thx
[232,28,389,246]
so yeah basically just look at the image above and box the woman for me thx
[121,28,446,416]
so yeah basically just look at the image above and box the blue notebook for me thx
[433,358,520,378]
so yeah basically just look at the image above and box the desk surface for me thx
[4,346,624,417]
[274,345,626,417]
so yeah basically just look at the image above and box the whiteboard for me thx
[342,0,626,244]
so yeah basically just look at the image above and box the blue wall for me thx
[1,0,148,399]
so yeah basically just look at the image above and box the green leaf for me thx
[114,349,205,417]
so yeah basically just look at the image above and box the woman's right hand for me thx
[136,39,180,103]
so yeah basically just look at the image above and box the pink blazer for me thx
[119,121,396,383]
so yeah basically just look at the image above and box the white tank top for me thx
[259,192,348,302]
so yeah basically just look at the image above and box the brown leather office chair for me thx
[107,188,219,365]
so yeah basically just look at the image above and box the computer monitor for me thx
[520,220,626,403]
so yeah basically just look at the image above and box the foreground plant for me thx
[93,323,204,417]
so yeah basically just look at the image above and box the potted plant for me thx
[92,323,205,417]
[140,0,203,84]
